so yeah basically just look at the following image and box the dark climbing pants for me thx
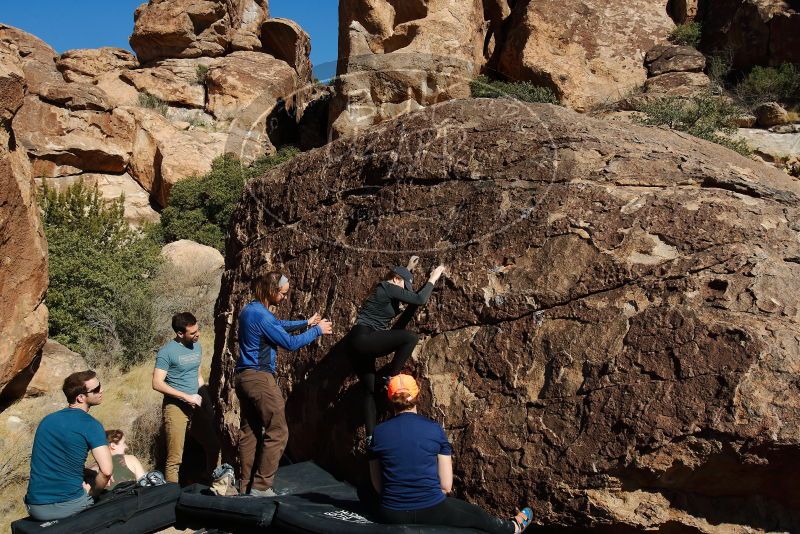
[347,324,419,436]
[380,497,516,534]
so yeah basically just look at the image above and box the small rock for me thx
[6,415,24,432]
[768,123,800,134]
[754,102,789,128]
[732,114,757,128]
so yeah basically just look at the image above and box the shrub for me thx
[734,63,800,107]
[40,180,163,368]
[669,22,701,47]
[161,147,299,251]
[707,51,733,91]
[634,94,752,156]
[138,92,168,115]
[470,75,559,104]
[196,64,209,85]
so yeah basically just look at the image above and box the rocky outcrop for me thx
[129,0,269,64]
[495,0,673,111]
[645,44,705,76]
[329,0,485,138]
[0,37,48,409]
[260,18,312,84]
[700,0,800,69]
[0,24,62,94]
[211,99,800,532]
[56,47,138,83]
[121,58,211,108]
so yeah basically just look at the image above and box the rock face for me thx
[645,44,705,76]
[56,47,138,83]
[129,0,269,64]
[495,0,674,111]
[329,0,485,138]
[211,99,800,532]
[0,36,48,408]
[700,0,800,69]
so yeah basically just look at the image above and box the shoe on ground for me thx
[248,487,277,497]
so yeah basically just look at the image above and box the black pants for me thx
[381,497,515,534]
[347,324,419,436]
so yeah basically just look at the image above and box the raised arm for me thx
[258,315,323,351]
[278,318,309,333]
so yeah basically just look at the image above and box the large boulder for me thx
[260,18,312,84]
[700,0,800,69]
[0,40,47,408]
[495,0,674,111]
[211,98,800,532]
[25,340,87,397]
[56,47,138,83]
[129,0,269,64]
[0,24,62,95]
[12,95,135,177]
[329,0,485,138]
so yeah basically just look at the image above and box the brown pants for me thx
[235,370,288,492]
[163,398,220,483]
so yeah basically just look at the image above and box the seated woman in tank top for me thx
[104,429,146,487]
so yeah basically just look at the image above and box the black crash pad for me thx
[11,483,181,534]
[178,461,484,533]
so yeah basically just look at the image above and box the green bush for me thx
[634,94,751,156]
[138,92,168,115]
[734,63,800,107]
[40,180,163,368]
[670,22,701,47]
[196,64,209,85]
[470,75,559,104]
[161,147,300,251]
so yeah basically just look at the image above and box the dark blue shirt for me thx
[236,301,322,373]
[26,408,107,505]
[370,412,453,511]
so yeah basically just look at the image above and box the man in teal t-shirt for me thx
[152,312,219,483]
[25,370,112,521]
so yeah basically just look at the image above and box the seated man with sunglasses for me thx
[25,370,113,521]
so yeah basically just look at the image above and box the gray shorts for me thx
[26,492,94,521]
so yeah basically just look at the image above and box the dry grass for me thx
[0,332,214,530]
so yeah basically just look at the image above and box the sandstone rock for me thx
[669,0,700,23]
[94,70,141,107]
[36,173,160,226]
[260,18,312,84]
[0,114,47,407]
[754,101,789,128]
[205,51,296,119]
[211,99,800,532]
[496,0,674,111]
[36,80,111,111]
[0,39,26,123]
[130,0,268,64]
[56,47,138,83]
[161,239,224,276]
[644,71,711,96]
[13,95,134,176]
[645,44,706,76]
[122,58,212,108]
[25,341,87,397]
[0,24,62,95]
[700,0,800,69]
[770,123,800,134]
[736,128,800,164]
[122,106,231,208]
[330,0,485,138]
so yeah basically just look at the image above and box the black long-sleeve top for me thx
[355,281,434,330]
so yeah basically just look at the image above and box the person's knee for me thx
[402,331,419,345]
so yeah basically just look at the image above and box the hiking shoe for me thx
[248,487,277,497]
[513,507,533,533]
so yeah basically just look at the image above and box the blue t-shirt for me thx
[155,339,202,395]
[236,301,322,374]
[26,408,107,505]
[370,412,452,511]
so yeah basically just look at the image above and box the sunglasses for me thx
[85,383,102,395]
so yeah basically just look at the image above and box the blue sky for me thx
[0,1,338,77]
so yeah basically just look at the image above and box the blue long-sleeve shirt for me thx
[236,301,322,373]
